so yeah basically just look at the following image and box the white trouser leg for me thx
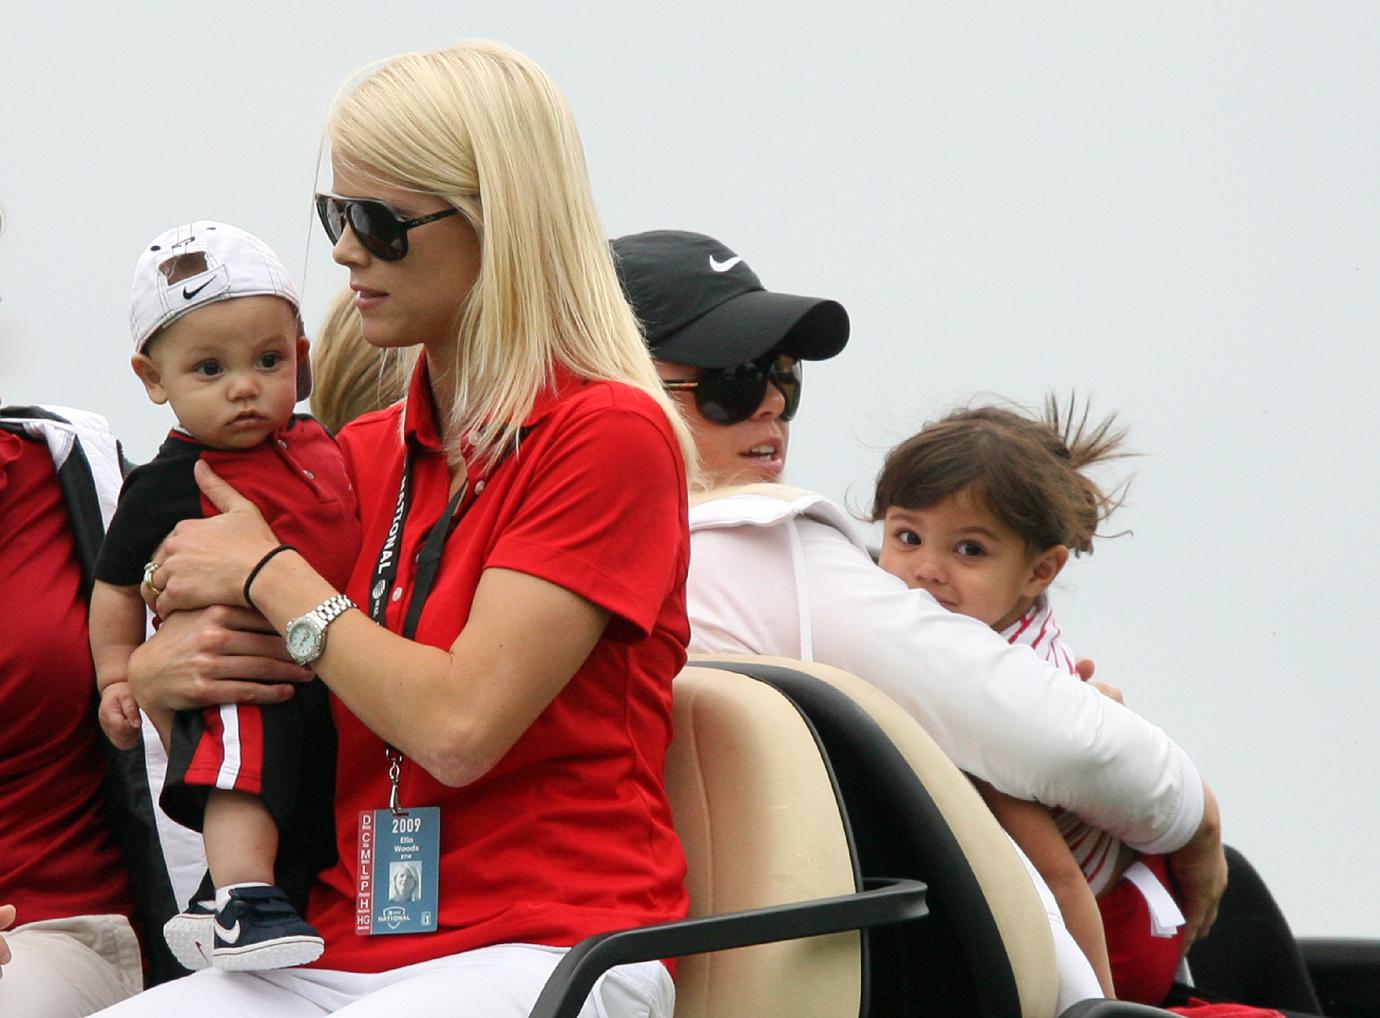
[91,968,327,1018]
[92,943,673,1018]
[324,944,671,1018]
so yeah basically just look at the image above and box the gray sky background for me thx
[3,3,1376,937]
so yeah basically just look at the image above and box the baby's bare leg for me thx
[203,789,278,886]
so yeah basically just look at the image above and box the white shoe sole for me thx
[163,912,215,971]
[213,935,325,971]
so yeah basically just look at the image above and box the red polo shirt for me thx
[0,432,134,925]
[309,363,690,972]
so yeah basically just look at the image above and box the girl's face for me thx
[329,166,480,362]
[878,486,1067,631]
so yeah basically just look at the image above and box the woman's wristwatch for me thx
[284,594,356,667]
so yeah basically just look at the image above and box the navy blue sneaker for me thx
[211,885,324,971]
[163,894,216,971]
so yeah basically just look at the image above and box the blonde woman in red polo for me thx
[104,40,694,1018]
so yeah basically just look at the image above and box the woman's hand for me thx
[128,605,313,716]
[1168,782,1227,952]
[146,462,279,617]
[0,903,16,976]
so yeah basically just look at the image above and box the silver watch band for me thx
[312,593,355,626]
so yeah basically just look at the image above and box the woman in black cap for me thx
[611,230,847,487]
[612,228,1229,1012]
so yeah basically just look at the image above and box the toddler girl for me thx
[871,397,1188,1004]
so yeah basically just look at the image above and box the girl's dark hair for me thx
[871,394,1132,554]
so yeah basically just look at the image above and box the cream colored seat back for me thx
[667,666,862,1018]
[694,654,1061,1018]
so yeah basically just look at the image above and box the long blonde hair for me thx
[326,40,696,477]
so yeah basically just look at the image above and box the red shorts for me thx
[1100,853,1185,1005]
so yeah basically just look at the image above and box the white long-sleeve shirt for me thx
[687,485,1204,856]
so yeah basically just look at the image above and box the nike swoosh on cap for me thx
[709,255,743,273]
[183,278,215,300]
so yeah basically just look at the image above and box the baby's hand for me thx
[98,682,143,750]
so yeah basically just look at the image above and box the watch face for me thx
[286,619,321,662]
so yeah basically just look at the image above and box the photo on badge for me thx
[389,861,423,902]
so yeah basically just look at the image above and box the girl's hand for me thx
[1089,681,1125,705]
[1075,658,1126,704]
[148,462,279,617]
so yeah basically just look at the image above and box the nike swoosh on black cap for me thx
[611,229,849,370]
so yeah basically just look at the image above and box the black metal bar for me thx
[527,876,927,1018]
[1058,1002,1181,1017]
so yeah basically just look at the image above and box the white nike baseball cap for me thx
[611,230,849,369]
[129,220,309,398]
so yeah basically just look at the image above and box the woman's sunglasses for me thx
[662,353,803,425]
[315,193,460,262]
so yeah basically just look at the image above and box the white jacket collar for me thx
[689,482,869,554]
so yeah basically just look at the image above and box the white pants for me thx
[0,914,144,1018]
[92,943,674,1018]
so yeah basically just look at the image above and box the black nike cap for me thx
[611,230,849,369]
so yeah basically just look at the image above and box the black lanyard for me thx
[369,447,468,809]
[368,429,529,639]
[368,450,466,640]
[366,428,528,807]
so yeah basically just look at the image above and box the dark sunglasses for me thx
[662,353,803,425]
[315,193,460,262]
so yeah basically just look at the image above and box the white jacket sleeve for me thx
[688,513,1203,854]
